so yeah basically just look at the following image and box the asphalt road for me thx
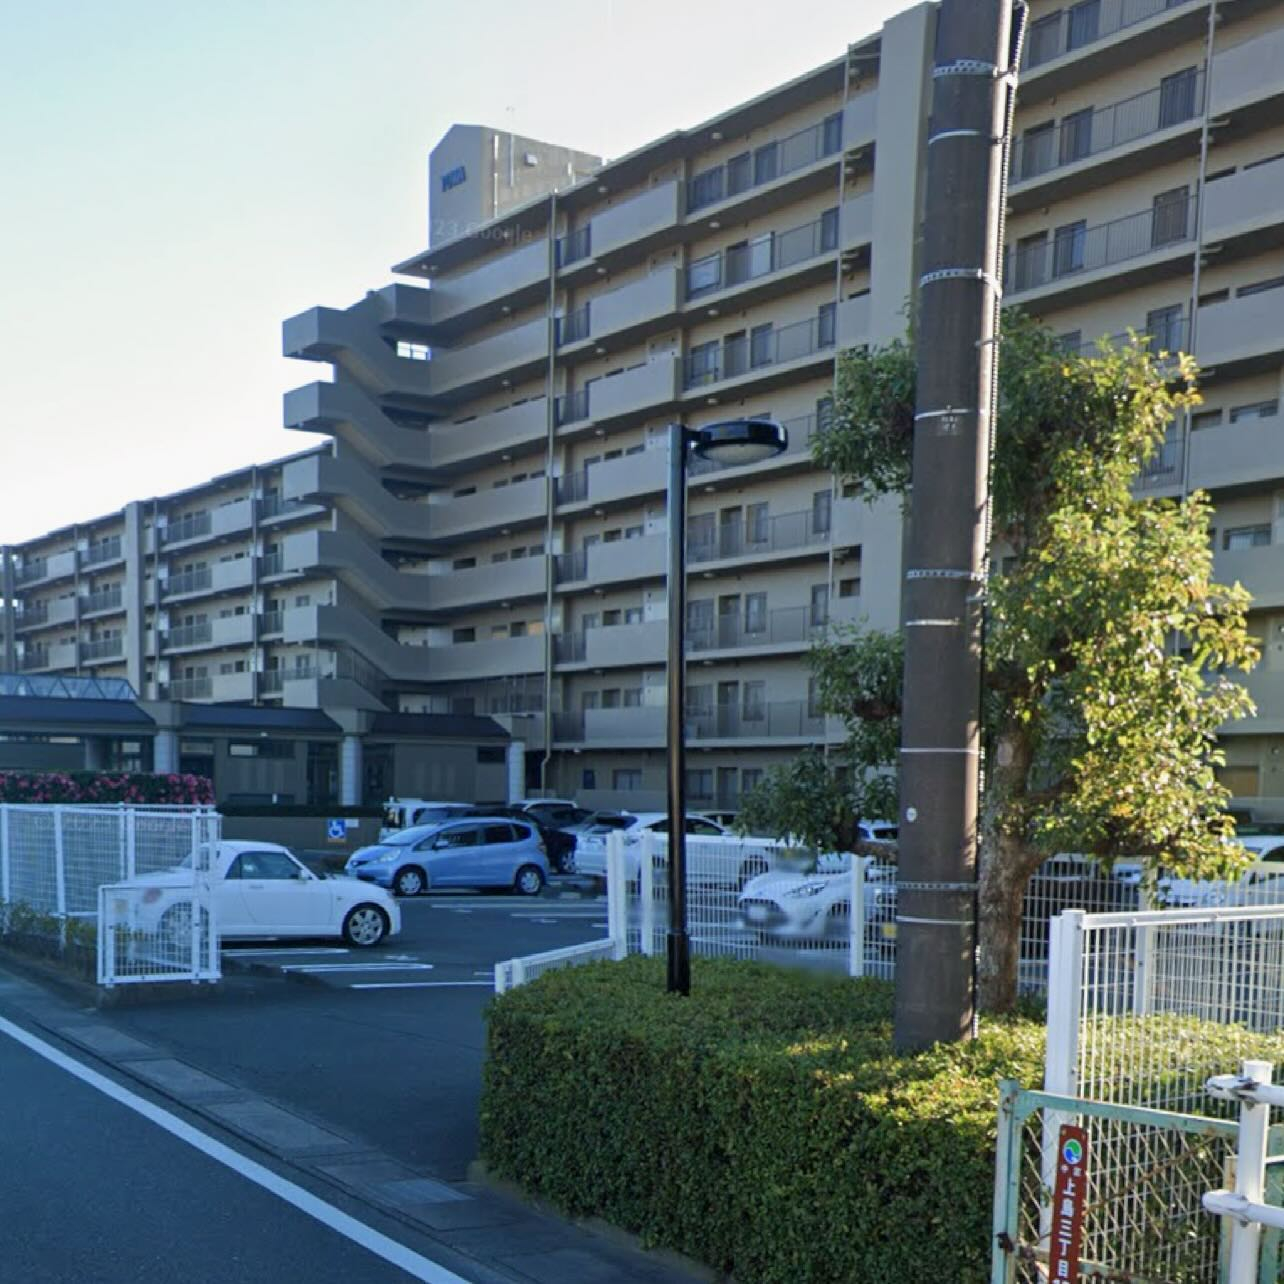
[0,1027,438,1283]
[104,892,610,1180]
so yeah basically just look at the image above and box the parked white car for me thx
[575,812,774,888]
[737,857,896,946]
[123,841,401,947]
[379,798,472,841]
[1157,835,1284,908]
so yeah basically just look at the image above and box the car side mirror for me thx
[296,868,311,880]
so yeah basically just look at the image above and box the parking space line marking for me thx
[223,948,350,957]
[472,971,492,977]
[281,963,436,974]
[0,1015,477,1283]
[349,982,493,990]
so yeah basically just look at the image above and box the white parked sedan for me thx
[124,841,401,947]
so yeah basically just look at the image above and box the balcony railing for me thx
[260,610,284,634]
[553,469,590,505]
[258,495,312,520]
[553,550,589,585]
[81,586,123,614]
[1136,432,1185,490]
[80,637,124,662]
[686,113,843,214]
[259,671,285,693]
[554,387,590,428]
[19,650,49,672]
[687,507,829,565]
[686,211,838,300]
[552,632,588,663]
[683,315,834,391]
[167,676,213,700]
[166,621,213,649]
[165,567,213,596]
[14,560,47,586]
[1073,311,1190,360]
[1012,71,1203,183]
[1005,194,1197,295]
[17,603,49,627]
[555,304,591,347]
[687,605,823,654]
[1025,0,1194,71]
[161,513,213,545]
[686,700,825,741]
[260,553,285,576]
[82,537,123,567]
[556,226,592,268]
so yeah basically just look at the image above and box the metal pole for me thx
[894,0,1015,1050]
[665,422,691,995]
[1229,1060,1272,1284]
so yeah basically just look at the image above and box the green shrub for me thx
[481,957,1284,1284]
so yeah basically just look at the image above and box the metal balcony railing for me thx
[161,513,213,545]
[1012,71,1203,183]
[555,304,591,347]
[259,553,285,576]
[686,113,843,214]
[554,470,590,504]
[683,315,834,391]
[686,212,838,300]
[556,226,592,268]
[80,637,124,662]
[166,621,213,649]
[686,700,825,741]
[1024,0,1195,71]
[17,603,49,627]
[165,567,213,596]
[258,495,311,520]
[81,587,123,614]
[686,605,822,654]
[259,610,284,634]
[1005,194,1197,295]
[553,550,589,585]
[20,650,49,671]
[1136,432,1185,490]
[82,537,123,567]
[552,633,588,663]
[259,670,285,693]
[554,387,590,428]
[14,560,47,586]
[167,676,213,700]
[552,711,586,741]
[1073,311,1190,360]
[687,507,829,566]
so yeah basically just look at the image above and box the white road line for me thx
[472,971,492,977]
[280,962,436,974]
[349,981,493,990]
[0,1015,477,1283]
[222,948,350,957]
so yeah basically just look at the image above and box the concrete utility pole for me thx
[894,0,1018,1051]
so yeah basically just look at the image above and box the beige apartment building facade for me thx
[4,0,1283,815]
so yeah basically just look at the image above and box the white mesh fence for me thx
[0,804,221,985]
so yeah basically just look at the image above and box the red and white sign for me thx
[1048,1123,1089,1282]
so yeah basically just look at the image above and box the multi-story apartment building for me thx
[6,0,1283,816]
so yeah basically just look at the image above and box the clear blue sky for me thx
[1,0,908,543]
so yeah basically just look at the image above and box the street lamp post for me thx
[665,417,788,995]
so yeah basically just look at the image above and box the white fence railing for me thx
[0,803,222,986]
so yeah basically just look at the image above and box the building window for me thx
[743,681,766,721]
[839,576,861,598]
[818,301,836,347]
[745,592,767,636]
[1145,305,1184,353]
[613,769,642,791]
[1052,221,1086,276]
[1158,68,1199,130]
[747,502,769,546]
[228,740,295,759]
[741,767,764,796]
[1151,186,1190,247]
[1014,231,1048,290]
[1066,0,1099,50]
[582,769,597,791]
[1223,525,1271,551]
[1229,401,1279,423]
[624,607,643,625]
[812,488,832,535]
[807,678,823,719]
[1059,108,1093,165]
[810,584,830,628]
[1191,409,1222,431]
[601,689,621,709]
[726,151,752,196]
[750,323,774,369]
[1019,122,1056,180]
[686,769,714,800]
[452,627,476,643]
[581,690,600,710]
[688,340,719,386]
[1026,11,1062,66]
[753,141,779,185]
[452,557,476,570]
[623,688,642,708]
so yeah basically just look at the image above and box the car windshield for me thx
[379,823,443,847]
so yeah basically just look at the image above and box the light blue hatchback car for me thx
[345,817,549,898]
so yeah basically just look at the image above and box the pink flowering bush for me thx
[0,771,214,806]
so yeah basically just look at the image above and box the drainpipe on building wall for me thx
[1180,0,1221,500]
[541,192,558,796]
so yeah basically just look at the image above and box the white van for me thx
[379,798,472,842]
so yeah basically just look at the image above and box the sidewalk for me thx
[0,960,711,1284]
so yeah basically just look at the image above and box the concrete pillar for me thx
[340,734,363,806]
[506,740,526,803]
[153,728,178,775]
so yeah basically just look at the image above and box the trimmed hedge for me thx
[481,957,1284,1284]
[0,770,213,806]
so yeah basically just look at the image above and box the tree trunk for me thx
[976,727,1039,1013]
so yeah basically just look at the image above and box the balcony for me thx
[687,700,825,743]
[164,614,255,652]
[553,619,668,670]
[430,397,547,470]
[685,213,836,304]
[554,532,666,590]
[257,494,318,523]
[688,507,829,568]
[560,269,682,351]
[283,452,432,542]
[81,536,123,568]
[682,315,834,394]
[283,305,435,400]
[284,381,435,472]
[427,239,548,328]
[556,448,666,510]
[14,549,77,587]
[1004,194,1196,305]
[1213,542,1284,611]
[836,295,871,350]
[686,113,843,217]
[1187,414,1284,493]
[592,181,683,262]
[689,409,820,480]
[163,558,254,600]
[553,706,666,747]
[687,605,821,656]
[1195,288,1284,373]
[1203,157,1284,252]
[80,637,124,664]
[556,358,682,431]
[424,632,546,682]
[16,597,76,631]
[1210,26,1284,120]
[20,641,77,673]
[430,475,546,542]
[1009,71,1204,211]
[80,586,123,617]
[160,498,254,548]
[432,555,546,613]
[840,193,874,255]
[428,316,547,399]
[166,676,214,701]
[842,92,877,154]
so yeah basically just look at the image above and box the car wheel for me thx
[560,850,577,875]
[393,866,426,897]
[513,865,545,896]
[160,902,211,956]
[342,904,388,947]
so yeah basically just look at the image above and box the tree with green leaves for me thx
[743,313,1259,1012]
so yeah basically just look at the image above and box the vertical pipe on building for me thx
[894,0,1015,1050]
[250,464,262,703]
[0,548,15,673]
[1180,0,1221,500]
[665,423,691,996]
[541,192,558,796]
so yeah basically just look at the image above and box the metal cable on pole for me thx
[894,0,1016,1051]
